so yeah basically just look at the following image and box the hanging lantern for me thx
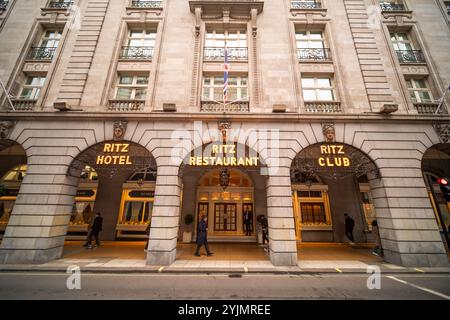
[220,168,230,190]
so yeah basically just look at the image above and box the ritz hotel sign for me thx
[96,143,132,165]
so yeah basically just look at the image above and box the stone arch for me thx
[0,140,28,244]
[290,142,381,244]
[66,140,157,241]
[421,143,450,251]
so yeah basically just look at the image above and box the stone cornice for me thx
[189,0,264,16]
[1,111,449,124]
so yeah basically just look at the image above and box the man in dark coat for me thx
[195,215,213,257]
[261,216,269,245]
[344,213,355,244]
[84,212,103,249]
[244,208,253,236]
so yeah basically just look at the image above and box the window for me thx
[301,77,334,101]
[204,30,248,60]
[406,79,433,103]
[202,75,248,102]
[121,201,153,225]
[296,31,325,49]
[47,0,74,9]
[291,0,322,9]
[1,165,27,182]
[390,32,414,51]
[126,29,156,48]
[296,30,331,60]
[40,30,62,48]
[121,29,156,59]
[205,30,247,48]
[115,75,149,100]
[19,76,46,100]
[379,1,405,11]
[300,203,327,224]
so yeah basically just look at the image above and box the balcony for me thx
[200,100,249,112]
[109,99,145,112]
[130,0,163,8]
[291,1,322,9]
[0,1,8,12]
[414,102,446,115]
[46,1,74,9]
[120,46,154,60]
[27,47,57,61]
[305,101,342,113]
[11,99,37,111]
[395,50,426,64]
[203,47,248,61]
[379,2,406,11]
[297,48,331,61]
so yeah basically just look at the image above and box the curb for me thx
[1,266,450,275]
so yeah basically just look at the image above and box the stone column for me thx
[146,164,182,266]
[370,165,449,267]
[266,168,298,266]
[0,161,78,264]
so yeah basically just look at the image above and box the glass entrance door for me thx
[214,203,237,231]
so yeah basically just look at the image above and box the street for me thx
[0,272,449,300]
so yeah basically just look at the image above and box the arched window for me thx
[1,165,27,182]
[127,166,157,182]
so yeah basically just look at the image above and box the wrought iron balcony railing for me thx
[203,47,248,61]
[305,101,342,113]
[297,48,331,61]
[47,1,74,9]
[414,102,446,115]
[291,1,322,9]
[395,50,426,64]
[27,47,57,60]
[130,0,163,8]
[200,100,250,112]
[379,2,406,11]
[109,99,145,112]
[0,1,8,11]
[120,46,154,60]
[11,99,37,111]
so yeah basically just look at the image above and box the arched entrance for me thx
[291,142,380,244]
[421,143,450,251]
[194,168,256,241]
[0,140,27,244]
[67,141,157,242]
[178,141,268,259]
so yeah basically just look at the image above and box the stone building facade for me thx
[0,0,449,267]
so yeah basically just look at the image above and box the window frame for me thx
[114,74,149,100]
[405,78,434,103]
[202,75,249,102]
[19,76,46,100]
[301,76,335,102]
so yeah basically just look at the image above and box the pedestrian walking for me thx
[371,219,383,257]
[83,212,103,249]
[344,213,355,244]
[195,215,213,257]
[244,207,253,236]
[261,216,269,245]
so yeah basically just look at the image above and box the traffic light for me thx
[438,177,450,202]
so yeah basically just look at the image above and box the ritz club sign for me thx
[190,144,260,167]
[318,144,351,167]
[96,143,133,165]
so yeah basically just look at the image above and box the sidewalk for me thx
[0,241,449,274]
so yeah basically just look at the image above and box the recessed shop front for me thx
[180,141,267,243]
[290,143,380,243]
[67,141,157,241]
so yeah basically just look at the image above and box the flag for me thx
[223,45,229,104]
